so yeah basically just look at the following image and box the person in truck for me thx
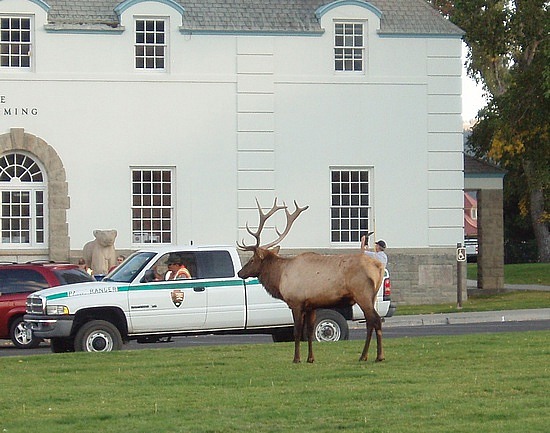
[165,254,192,280]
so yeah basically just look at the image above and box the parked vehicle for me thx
[465,237,478,262]
[25,246,396,353]
[0,262,94,348]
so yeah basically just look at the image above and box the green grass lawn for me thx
[1,332,549,433]
[396,289,550,315]
[467,262,550,285]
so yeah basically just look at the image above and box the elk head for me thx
[237,198,308,279]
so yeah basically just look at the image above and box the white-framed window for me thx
[131,168,174,244]
[334,22,364,72]
[0,16,32,68]
[330,168,371,243]
[134,18,167,70]
[0,153,46,247]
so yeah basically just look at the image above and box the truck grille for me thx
[26,295,44,314]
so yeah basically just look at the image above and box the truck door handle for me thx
[194,286,205,292]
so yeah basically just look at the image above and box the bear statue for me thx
[82,229,118,275]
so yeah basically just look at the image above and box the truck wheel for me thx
[50,337,75,353]
[74,320,123,352]
[10,317,41,349]
[313,309,349,342]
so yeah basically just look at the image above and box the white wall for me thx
[0,1,464,252]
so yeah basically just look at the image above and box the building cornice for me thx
[114,0,185,17]
[316,0,383,19]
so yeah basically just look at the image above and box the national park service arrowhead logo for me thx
[171,289,185,307]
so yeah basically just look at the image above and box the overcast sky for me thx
[462,72,486,121]
[461,43,487,122]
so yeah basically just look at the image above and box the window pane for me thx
[0,269,49,293]
[0,153,46,247]
[330,169,370,243]
[334,22,364,72]
[135,19,167,70]
[132,168,173,244]
[0,17,32,69]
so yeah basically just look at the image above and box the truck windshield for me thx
[103,252,156,283]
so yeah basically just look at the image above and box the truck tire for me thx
[50,337,75,353]
[314,309,349,342]
[271,310,350,343]
[10,316,41,349]
[74,320,123,352]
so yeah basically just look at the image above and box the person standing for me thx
[108,255,126,273]
[78,258,93,276]
[361,235,388,267]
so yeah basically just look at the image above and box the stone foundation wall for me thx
[387,248,466,305]
[0,249,49,263]
[241,247,467,306]
[477,189,505,290]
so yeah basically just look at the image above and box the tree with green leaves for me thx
[430,0,549,262]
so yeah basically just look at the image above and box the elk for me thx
[237,198,385,363]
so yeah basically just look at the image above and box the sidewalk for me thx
[382,308,550,328]
[467,279,550,291]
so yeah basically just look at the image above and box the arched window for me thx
[0,152,47,247]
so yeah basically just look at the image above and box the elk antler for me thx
[261,200,309,249]
[237,198,308,251]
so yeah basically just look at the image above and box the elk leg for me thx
[356,294,384,362]
[355,298,373,361]
[361,312,384,362]
[291,308,305,363]
[305,310,316,363]
[359,318,374,362]
[374,312,385,362]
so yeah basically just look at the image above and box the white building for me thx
[0,0,465,303]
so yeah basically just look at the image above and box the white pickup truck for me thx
[25,245,396,352]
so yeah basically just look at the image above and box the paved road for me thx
[2,310,549,357]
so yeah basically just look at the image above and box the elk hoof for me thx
[307,358,315,363]
[293,358,301,364]
[375,357,385,362]
[358,356,368,362]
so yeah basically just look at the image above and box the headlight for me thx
[46,305,69,315]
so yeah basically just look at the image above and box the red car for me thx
[0,262,94,348]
